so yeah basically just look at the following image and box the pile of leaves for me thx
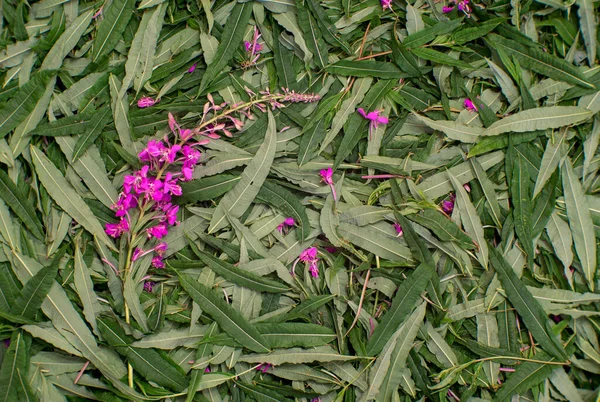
[0,0,599,400]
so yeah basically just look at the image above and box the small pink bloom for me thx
[105,218,129,238]
[463,183,471,192]
[182,146,201,165]
[181,165,194,181]
[284,217,296,226]
[152,256,165,269]
[188,63,197,73]
[137,97,157,108]
[123,165,150,193]
[309,261,319,277]
[132,248,143,262]
[163,204,179,226]
[112,193,137,217]
[163,173,182,197]
[442,5,454,12]
[204,367,211,373]
[244,41,252,52]
[464,98,478,112]
[154,242,168,256]
[319,168,334,185]
[299,247,318,262]
[138,140,165,162]
[256,363,272,373]
[442,199,454,215]
[147,222,169,239]
[141,178,164,201]
[393,223,403,237]
[380,0,392,10]
[143,281,155,293]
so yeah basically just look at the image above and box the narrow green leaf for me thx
[30,146,115,249]
[256,181,310,241]
[533,130,567,198]
[337,222,413,264]
[488,246,568,360]
[326,60,406,79]
[258,323,336,348]
[199,2,252,92]
[178,174,241,203]
[178,274,270,353]
[71,107,112,162]
[0,170,44,240]
[510,148,534,266]
[40,10,93,71]
[29,113,95,137]
[576,0,596,68]
[366,263,434,355]
[296,0,328,69]
[408,210,475,250]
[239,345,358,365]
[73,246,101,333]
[561,157,596,290]
[9,263,57,320]
[493,359,556,401]
[0,331,29,402]
[92,0,136,61]
[414,113,483,143]
[410,47,473,69]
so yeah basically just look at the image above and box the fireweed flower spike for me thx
[320,167,337,201]
[357,108,388,139]
[291,247,320,277]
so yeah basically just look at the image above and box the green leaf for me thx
[238,345,359,365]
[73,246,101,334]
[209,111,276,233]
[0,170,44,240]
[30,145,115,249]
[92,0,136,62]
[484,106,592,136]
[410,47,473,69]
[403,19,463,48]
[337,222,413,264]
[326,60,406,78]
[258,323,336,348]
[191,249,289,293]
[234,382,293,402]
[408,209,475,250]
[0,331,30,402]
[493,359,556,401]
[71,107,112,162]
[510,148,534,266]
[414,113,483,143]
[97,317,189,392]
[273,295,336,322]
[40,10,94,71]
[296,0,328,69]
[29,113,95,137]
[487,35,594,88]
[576,0,596,68]
[561,157,596,290]
[0,70,55,140]
[366,263,434,355]
[488,246,568,360]
[199,2,252,92]
[178,274,270,353]
[178,174,241,203]
[546,212,573,271]
[256,181,310,241]
[533,130,567,198]
[9,262,57,320]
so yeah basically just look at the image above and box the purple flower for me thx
[299,247,318,262]
[143,281,155,293]
[188,63,197,73]
[393,223,403,237]
[132,248,144,262]
[162,204,179,226]
[137,97,157,108]
[163,173,182,197]
[464,98,478,112]
[442,5,454,12]
[141,178,164,201]
[357,108,389,137]
[105,218,129,238]
[138,140,165,162]
[154,242,168,256]
[380,0,392,9]
[325,246,338,253]
[159,145,181,164]
[182,145,201,166]
[3,339,10,348]
[277,217,296,232]
[443,1,471,16]
[147,222,169,239]
[308,261,319,277]
[152,256,165,269]
[320,168,334,185]
[204,367,211,373]
[293,247,320,277]
[441,198,455,215]
[112,193,137,217]
[256,363,272,373]
[123,166,150,194]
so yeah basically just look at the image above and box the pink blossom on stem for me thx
[464,98,478,112]
[292,246,320,277]
[141,178,164,201]
[152,256,165,269]
[137,97,157,108]
[143,281,155,293]
[319,168,337,201]
[357,108,388,139]
[154,242,168,256]
[138,140,165,162]
[277,217,296,232]
[300,247,318,262]
[112,193,137,217]
[393,223,403,237]
[123,166,150,193]
[147,222,169,239]
[162,204,180,225]
[163,173,182,197]
[256,363,272,373]
[380,0,392,10]
[204,367,211,373]
[188,63,197,73]
[442,5,454,13]
[105,218,129,238]
[442,198,455,215]
[463,183,471,192]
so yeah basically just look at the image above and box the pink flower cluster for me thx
[105,113,206,268]
[292,247,320,277]
[443,0,472,16]
[277,217,296,233]
[243,27,263,67]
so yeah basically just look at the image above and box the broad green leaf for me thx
[40,10,93,70]
[0,331,30,402]
[408,209,475,250]
[209,111,276,233]
[258,323,336,348]
[132,325,207,349]
[73,246,101,334]
[366,263,434,355]
[449,172,488,269]
[199,2,252,92]
[71,107,112,162]
[256,181,310,241]
[488,246,568,360]
[0,70,54,140]
[484,106,592,137]
[377,302,427,401]
[576,0,596,68]
[561,157,596,290]
[296,0,328,68]
[192,249,288,293]
[546,212,574,271]
[338,222,413,263]
[414,113,483,143]
[92,0,136,61]
[178,174,241,203]
[510,148,534,266]
[97,317,188,392]
[533,130,567,198]
[9,263,57,320]
[326,60,406,78]
[238,345,359,365]
[179,274,270,352]
[0,170,44,240]
[488,35,594,88]
[29,113,95,137]
[30,146,115,249]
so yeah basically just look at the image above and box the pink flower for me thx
[464,98,478,112]
[141,178,164,201]
[152,256,165,269]
[299,247,318,262]
[308,261,319,277]
[204,367,211,373]
[393,223,403,237]
[256,363,272,373]
[112,193,137,217]
[154,242,168,256]
[138,140,165,162]
[123,166,150,194]
[143,281,155,293]
[132,248,143,262]
[147,222,169,239]
[380,0,392,10]
[442,5,454,12]
[181,165,194,181]
[357,108,389,137]
[182,145,201,166]
[277,217,296,232]
[163,173,182,197]
[463,183,471,192]
[320,168,333,185]
[105,218,130,238]
[188,63,197,73]
[137,97,157,108]
[244,41,252,52]
[162,204,179,226]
